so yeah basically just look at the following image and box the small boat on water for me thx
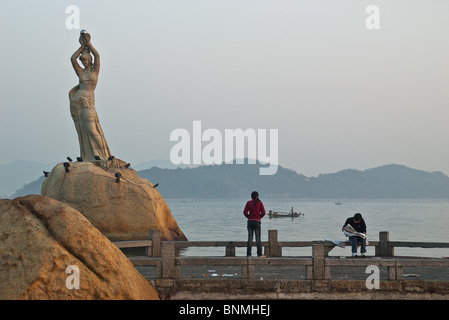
[268,207,303,218]
[335,201,342,205]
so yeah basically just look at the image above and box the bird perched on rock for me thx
[77,157,83,162]
[153,183,159,188]
[43,171,50,177]
[115,172,122,183]
[67,157,73,162]
[63,162,71,173]
[108,156,115,161]
[94,156,101,160]
[124,163,131,169]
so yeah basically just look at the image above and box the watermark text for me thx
[170,121,278,175]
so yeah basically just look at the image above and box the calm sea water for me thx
[165,198,449,258]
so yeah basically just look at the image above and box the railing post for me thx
[242,257,255,279]
[161,242,176,279]
[225,244,236,257]
[312,242,326,280]
[268,230,282,257]
[388,260,403,280]
[149,229,161,257]
[379,231,393,257]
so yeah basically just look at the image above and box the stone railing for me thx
[114,230,449,281]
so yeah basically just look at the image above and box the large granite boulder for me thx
[0,195,159,300]
[41,159,187,241]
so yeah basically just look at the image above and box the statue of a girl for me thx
[69,30,111,162]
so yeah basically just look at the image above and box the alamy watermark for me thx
[365,265,380,289]
[170,121,279,175]
[65,265,80,290]
[65,5,80,30]
[366,5,380,30]
[65,4,380,31]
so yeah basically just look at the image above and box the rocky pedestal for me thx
[0,195,159,299]
[41,159,187,242]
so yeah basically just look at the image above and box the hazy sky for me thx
[1,0,449,177]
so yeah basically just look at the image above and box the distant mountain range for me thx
[0,160,57,198]
[4,159,449,199]
[138,162,449,199]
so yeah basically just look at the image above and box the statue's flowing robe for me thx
[69,85,111,161]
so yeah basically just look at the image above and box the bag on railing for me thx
[324,238,346,248]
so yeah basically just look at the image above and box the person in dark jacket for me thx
[243,191,266,257]
[342,213,367,257]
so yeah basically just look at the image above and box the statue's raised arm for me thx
[80,30,100,74]
[70,44,85,76]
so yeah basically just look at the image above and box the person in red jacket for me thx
[243,191,266,257]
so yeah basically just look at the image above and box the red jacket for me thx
[243,199,266,222]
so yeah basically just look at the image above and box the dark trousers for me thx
[349,236,366,254]
[247,220,262,256]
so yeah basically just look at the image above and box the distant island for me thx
[10,160,449,199]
